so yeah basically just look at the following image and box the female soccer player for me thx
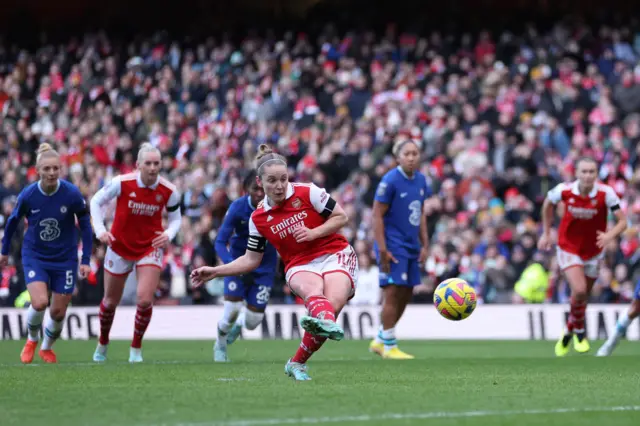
[213,170,278,362]
[0,143,93,364]
[597,284,640,356]
[90,143,182,363]
[538,156,627,356]
[369,139,431,360]
[192,144,358,381]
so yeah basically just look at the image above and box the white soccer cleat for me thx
[596,340,618,357]
[93,343,108,362]
[129,347,143,363]
[213,339,229,362]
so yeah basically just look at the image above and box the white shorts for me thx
[104,247,164,276]
[556,247,602,279]
[286,245,359,298]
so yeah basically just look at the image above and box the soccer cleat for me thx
[213,340,228,362]
[596,341,615,357]
[369,340,384,356]
[226,323,242,345]
[38,349,57,364]
[129,347,143,363]
[20,340,38,364]
[573,334,590,354]
[382,347,415,360]
[555,333,572,357]
[93,343,108,362]
[300,316,344,341]
[284,359,312,381]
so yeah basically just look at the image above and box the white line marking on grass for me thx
[161,405,640,426]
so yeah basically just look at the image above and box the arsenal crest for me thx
[292,198,302,209]
[156,194,163,202]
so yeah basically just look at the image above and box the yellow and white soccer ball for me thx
[433,278,477,321]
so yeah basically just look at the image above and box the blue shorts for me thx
[376,253,421,288]
[634,281,640,300]
[224,272,274,309]
[22,258,77,295]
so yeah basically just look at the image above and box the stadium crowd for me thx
[2,20,640,308]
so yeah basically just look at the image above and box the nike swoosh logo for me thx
[31,209,40,214]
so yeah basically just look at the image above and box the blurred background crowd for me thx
[2,0,640,308]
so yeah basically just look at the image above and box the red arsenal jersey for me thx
[92,173,180,260]
[547,181,621,260]
[248,183,348,272]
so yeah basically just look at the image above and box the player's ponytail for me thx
[137,142,161,164]
[255,144,287,176]
[36,143,60,165]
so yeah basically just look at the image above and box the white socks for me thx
[26,306,45,342]
[41,318,64,350]
[375,326,397,350]
[218,301,243,335]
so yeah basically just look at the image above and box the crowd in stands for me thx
[2,20,640,307]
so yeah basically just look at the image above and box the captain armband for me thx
[610,204,620,212]
[247,235,266,253]
[320,197,337,218]
[167,203,180,212]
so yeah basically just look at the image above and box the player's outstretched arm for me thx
[191,250,263,287]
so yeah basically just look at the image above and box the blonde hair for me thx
[36,143,60,165]
[137,142,161,163]
[392,139,422,157]
[255,144,287,176]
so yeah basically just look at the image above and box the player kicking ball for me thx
[0,143,93,363]
[597,283,640,356]
[538,157,627,356]
[192,144,359,381]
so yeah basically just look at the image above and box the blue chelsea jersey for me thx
[214,195,278,274]
[374,167,431,258]
[1,180,93,266]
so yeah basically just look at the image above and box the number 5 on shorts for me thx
[65,270,74,290]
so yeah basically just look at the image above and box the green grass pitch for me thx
[1,340,640,426]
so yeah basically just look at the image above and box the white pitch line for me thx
[0,357,376,368]
[160,405,640,426]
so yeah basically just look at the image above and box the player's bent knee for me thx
[243,310,264,330]
[30,298,48,311]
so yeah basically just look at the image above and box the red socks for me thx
[567,296,587,333]
[98,300,115,346]
[131,304,153,349]
[291,295,337,364]
[292,332,327,364]
[304,295,336,322]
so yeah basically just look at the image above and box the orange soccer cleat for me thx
[20,340,38,364]
[38,349,58,364]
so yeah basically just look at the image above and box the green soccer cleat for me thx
[555,332,572,357]
[300,316,344,341]
[284,359,311,381]
[573,334,590,354]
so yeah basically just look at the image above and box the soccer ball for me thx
[433,278,477,321]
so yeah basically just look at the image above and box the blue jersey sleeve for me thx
[1,189,29,256]
[374,174,396,205]
[423,175,433,199]
[71,188,93,265]
[215,201,239,264]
